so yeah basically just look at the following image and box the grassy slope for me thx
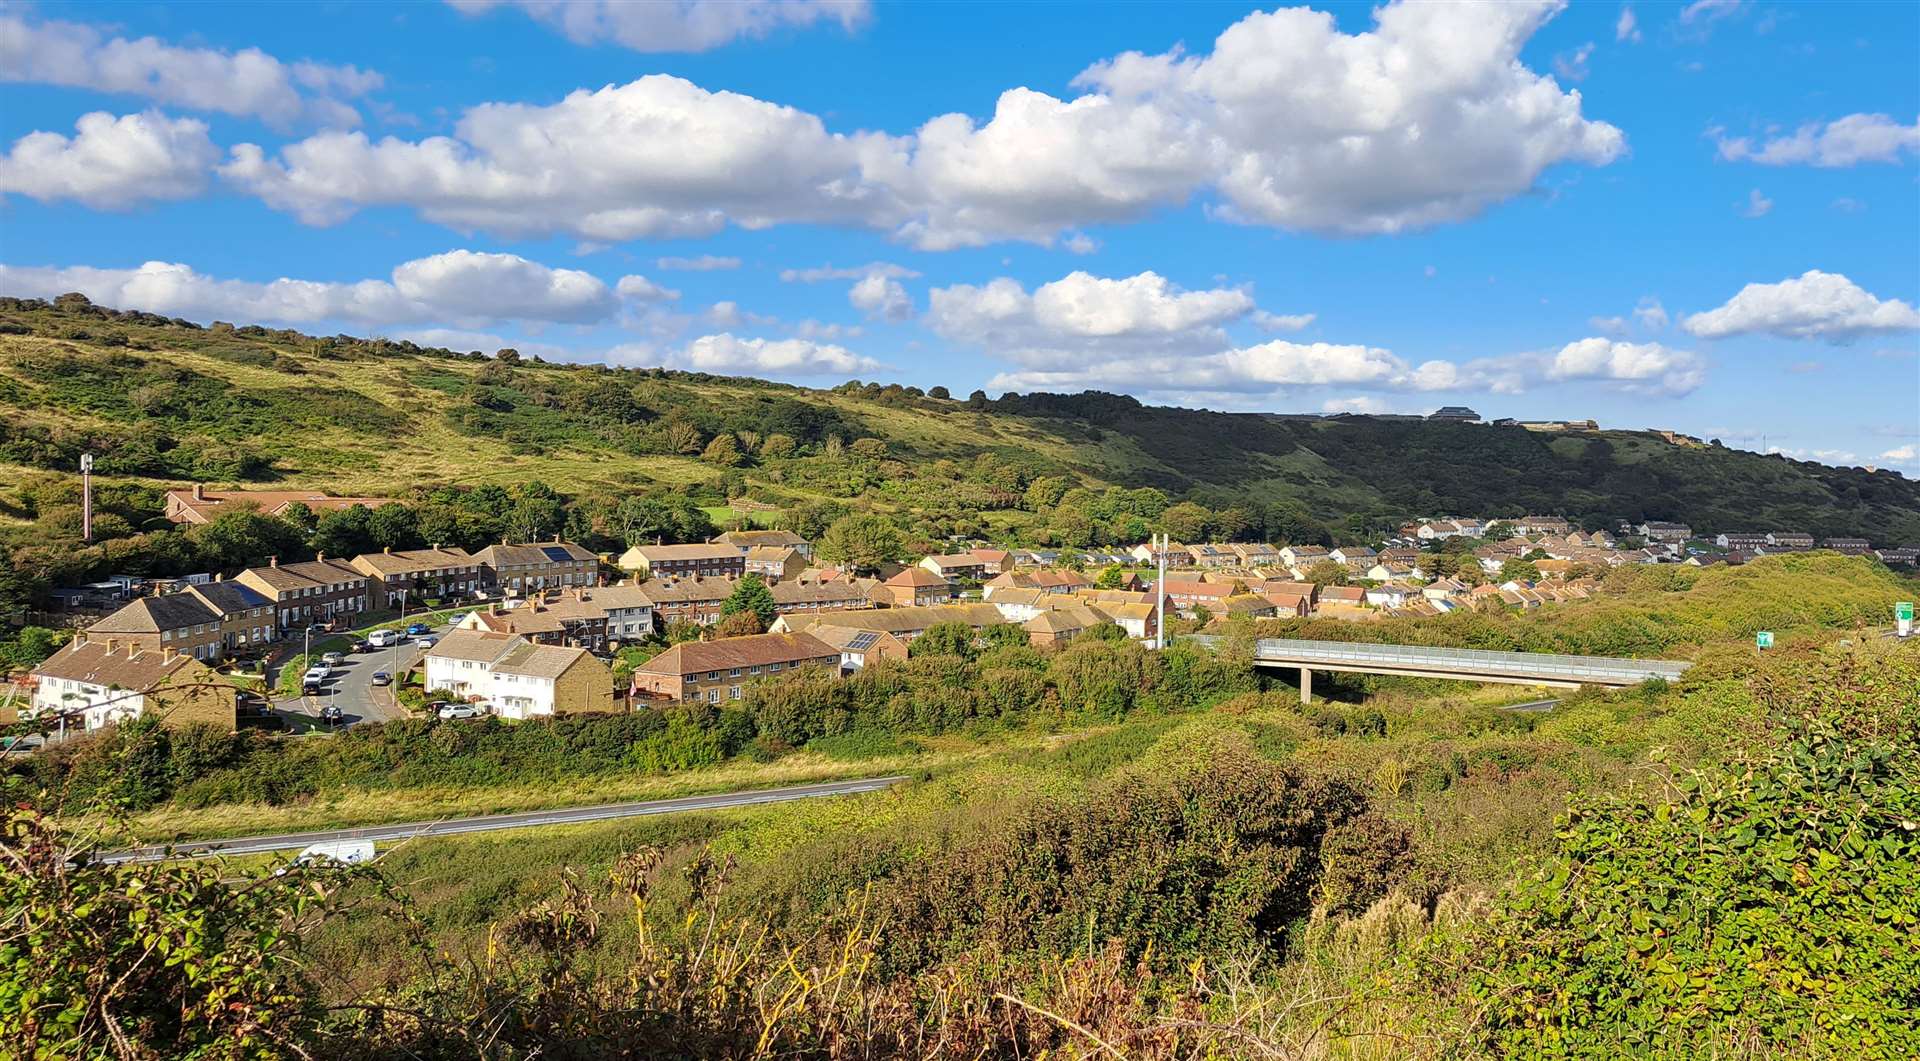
[2,302,1917,538]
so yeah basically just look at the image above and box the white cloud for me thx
[1062,232,1099,255]
[988,339,1422,395]
[1634,297,1670,330]
[1616,6,1642,42]
[1683,270,1920,341]
[1590,315,1630,336]
[1716,114,1920,167]
[666,333,882,375]
[0,111,217,208]
[0,14,377,129]
[849,273,913,321]
[793,319,863,341]
[446,0,869,52]
[780,261,919,283]
[394,328,569,358]
[1831,196,1866,213]
[1881,445,1917,462]
[615,274,679,301]
[928,270,1255,367]
[1740,188,1773,217]
[226,2,1622,249]
[1545,338,1705,394]
[1554,42,1596,82]
[704,301,778,328]
[1680,0,1743,26]
[222,75,911,238]
[1251,311,1316,332]
[656,254,743,271]
[0,251,616,328]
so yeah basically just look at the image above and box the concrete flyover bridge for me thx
[1185,635,1691,703]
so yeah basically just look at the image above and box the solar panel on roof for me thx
[846,631,879,650]
[539,545,574,562]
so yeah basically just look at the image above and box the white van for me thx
[275,839,376,875]
[367,629,401,648]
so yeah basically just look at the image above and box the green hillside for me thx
[3,295,1917,545]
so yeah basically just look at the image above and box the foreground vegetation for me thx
[7,629,1913,1058]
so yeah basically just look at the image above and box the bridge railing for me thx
[1184,635,1690,683]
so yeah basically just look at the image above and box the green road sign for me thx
[1755,631,1774,649]
[1898,602,1914,622]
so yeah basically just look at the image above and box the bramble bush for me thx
[1461,644,1920,1059]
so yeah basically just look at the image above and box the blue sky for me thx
[2,0,1916,473]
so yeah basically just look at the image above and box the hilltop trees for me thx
[721,574,778,629]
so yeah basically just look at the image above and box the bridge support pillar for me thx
[1300,666,1312,704]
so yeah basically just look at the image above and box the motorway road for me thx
[94,775,908,864]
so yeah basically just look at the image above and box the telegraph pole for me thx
[1154,532,1169,650]
[80,454,93,542]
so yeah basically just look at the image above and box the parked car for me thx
[405,622,430,636]
[321,651,345,665]
[348,639,371,653]
[320,704,344,724]
[370,671,392,687]
[437,703,485,721]
[416,635,438,649]
[367,629,401,649]
[302,666,330,683]
[302,680,323,696]
[445,612,470,626]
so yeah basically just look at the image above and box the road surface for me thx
[277,616,456,727]
[93,775,908,864]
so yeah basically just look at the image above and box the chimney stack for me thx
[192,483,206,501]
[316,551,325,562]
[269,556,278,567]
[104,638,118,653]
[384,546,392,554]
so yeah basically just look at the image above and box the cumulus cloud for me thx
[1545,338,1706,394]
[0,14,377,129]
[656,254,742,271]
[224,2,1622,249]
[1682,270,1920,341]
[220,75,911,238]
[927,270,1255,367]
[1635,297,1670,330]
[781,261,919,283]
[0,251,616,328]
[0,111,217,208]
[665,333,882,375]
[615,274,679,301]
[446,0,869,52]
[987,339,1424,395]
[1740,188,1772,217]
[704,301,778,329]
[1716,113,1920,167]
[849,273,912,321]
[1881,445,1917,462]
[1323,395,1392,414]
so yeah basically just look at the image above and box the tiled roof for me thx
[885,567,950,588]
[352,547,476,574]
[715,530,807,549]
[493,642,596,680]
[477,541,596,567]
[185,581,273,615]
[33,638,210,687]
[770,580,869,605]
[425,628,520,664]
[87,594,218,635]
[626,544,744,563]
[636,632,838,676]
[786,603,1004,636]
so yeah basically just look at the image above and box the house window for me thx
[729,685,742,700]
[706,688,719,703]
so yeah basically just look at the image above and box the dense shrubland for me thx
[7,638,1913,1059]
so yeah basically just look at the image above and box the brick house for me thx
[423,628,614,719]
[617,543,746,580]
[163,483,399,525]
[919,553,987,582]
[770,578,873,616]
[475,540,600,596]
[806,625,908,670]
[630,632,840,704]
[775,603,1008,643]
[714,529,811,559]
[744,546,807,583]
[30,636,237,731]
[1024,603,1114,646]
[234,556,375,631]
[349,547,481,606]
[879,567,953,607]
[968,548,1012,575]
[639,577,733,628]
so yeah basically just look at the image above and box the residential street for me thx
[95,776,909,863]
[272,615,458,728]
